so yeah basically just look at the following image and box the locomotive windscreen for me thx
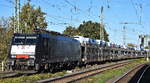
[13,36,25,45]
[12,36,37,45]
[26,37,37,45]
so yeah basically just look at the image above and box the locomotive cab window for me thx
[13,36,37,45]
[26,37,37,45]
[13,36,25,45]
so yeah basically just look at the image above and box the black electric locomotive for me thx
[7,33,81,71]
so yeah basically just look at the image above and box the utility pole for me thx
[28,0,31,3]
[18,0,20,33]
[120,22,139,45]
[14,0,20,33]
[100,6,104,40]
[14,0,17,33]
[123,26,126,45]
[139,4,143,25]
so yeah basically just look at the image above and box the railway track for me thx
[113,63,150,83]
[0,71,37,79]
[37,60,132,83]
[136,64,150,83]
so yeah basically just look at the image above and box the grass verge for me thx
[0,71,66,83]
[75,58,150,83]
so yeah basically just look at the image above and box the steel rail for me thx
[137,65,150,83]
[113,63,149,83]
[37,61,132,83]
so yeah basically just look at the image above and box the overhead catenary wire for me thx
[42,0,63,11]
[33,0,99,25]
[87,0,93,16]
[33,0,83,26]
[129,0,144,25]
[46,14,81,23]
[129,0,140,23]
[6,0,14,4]
[64,0,81,12]
[2,0,147,34]
[0,4,13,8]
[1,0,14,8]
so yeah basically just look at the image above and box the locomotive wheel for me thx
[49,68,54,72]
[7,65,13,71]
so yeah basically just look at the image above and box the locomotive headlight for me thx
[29,55,35,59]
[11,55,16,58]
[8,60,15,65]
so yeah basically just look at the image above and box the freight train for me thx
[7,31,148,71]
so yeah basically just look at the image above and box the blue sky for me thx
[0,0,150,46]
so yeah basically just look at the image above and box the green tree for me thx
[63,21,109,41]
[20,3,47,33]
[0,17,13,61]
[145,46,150,49]
[63,26,77,36]
[127,43,136,47]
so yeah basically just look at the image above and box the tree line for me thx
[63,21,109,41]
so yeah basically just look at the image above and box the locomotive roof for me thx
[39,33,79,42]
[13,33,37,36]
[13,33,79,42]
